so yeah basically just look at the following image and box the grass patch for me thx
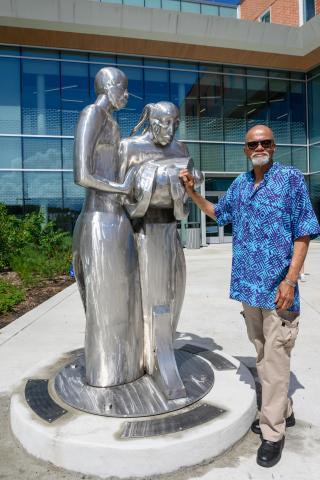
[0,280,25,314]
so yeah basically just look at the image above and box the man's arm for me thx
[275,235,310,311]
[179,169,216,219]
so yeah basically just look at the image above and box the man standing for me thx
[179,125,320,468]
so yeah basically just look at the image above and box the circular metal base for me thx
[54,348,214,417]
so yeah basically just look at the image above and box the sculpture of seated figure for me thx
[119,102,203,399]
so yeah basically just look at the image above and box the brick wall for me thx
[316,0,320,15]
[240,0,300,26]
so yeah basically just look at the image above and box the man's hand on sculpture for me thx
[275,281,294,311]
[179,169,195,195]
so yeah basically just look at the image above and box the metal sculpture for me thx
[119,101,203,399]
[56,69,207,416]
[72,67,144,388]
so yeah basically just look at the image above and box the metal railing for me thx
[98,0,237,17]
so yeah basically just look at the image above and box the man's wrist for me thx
[284,277,297,288]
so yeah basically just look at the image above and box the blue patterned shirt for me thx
[215,162,320,311]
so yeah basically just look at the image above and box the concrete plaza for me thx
[0,242,320,480]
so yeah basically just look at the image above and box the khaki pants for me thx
[242,303,299,442]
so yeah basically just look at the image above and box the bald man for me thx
[180,125,320,468]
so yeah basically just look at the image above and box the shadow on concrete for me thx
[236,355,305,411]
[174,331,223,351]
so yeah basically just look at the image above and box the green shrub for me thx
[0,280,25,314]
[9,243,71,287]
[0,204,72,284]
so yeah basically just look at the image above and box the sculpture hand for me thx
[121,166,137,194]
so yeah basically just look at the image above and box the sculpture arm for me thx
[73,106,133,194]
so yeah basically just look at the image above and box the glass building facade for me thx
[0,44,319,233]
[98,0,238,17]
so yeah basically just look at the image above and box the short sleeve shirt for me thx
[215,162,320,312]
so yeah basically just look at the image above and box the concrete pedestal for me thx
[10,348,256,478]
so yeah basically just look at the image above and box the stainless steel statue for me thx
[119,102,203,398]
[72,67,144,388]
[70,68,204,408]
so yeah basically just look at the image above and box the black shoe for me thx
[257,437,285,468]
[251,412,295,435]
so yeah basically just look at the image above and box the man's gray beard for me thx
[251,153,270,167]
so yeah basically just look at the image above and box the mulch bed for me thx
[0,271,75,329]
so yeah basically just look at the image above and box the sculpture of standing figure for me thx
[119,102,203,399]
[72,67,143,388]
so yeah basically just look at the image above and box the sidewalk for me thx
[0,242,320,480]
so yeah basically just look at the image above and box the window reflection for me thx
[170,70,199,140]
[0,172,23,205]
[24,172,62,208]
[199,73,223,141]
[23,138,62,169]
[269,79,290,144]
[0,137,22,168]
[0,48,314,215]
[61,61,89,136]
[22,58,61,135]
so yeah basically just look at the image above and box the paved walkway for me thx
[1,242,320,480]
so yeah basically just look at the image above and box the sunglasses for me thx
[246,139,274,150]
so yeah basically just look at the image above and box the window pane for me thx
[308,75,320,144]
[199,73,223,141]
[117,56,143,66]
[201,144,224,171]
[23,138,62,169]
[0,171,23,205]
[145,0,161,7]
[22,58,61,135]
[0,137,22,168]
[260,10,270,23]
[62,139,74,169]
[305,0,315,21]
[63,172,85,212]
[219,6,237,17]
[246,68,268,77]
[21,48,59,59]
[310,144,320,172]
[162,0,181,11]
[144,58,169,68]
[117,66,144,137]
[0,45,20,56]
[124,0,144,6]
[181,2,200,13]
[225,144,246,172]
[269,79,290,143]
[61,52,88,62]
[185,142,200,170]
[61,61,89,135]
[224,73,246,141]
[24,172,62,208]
[292,146,307,172]
[0,57,21,133]
[201,5,218,15]
[290,81,306,144]
[246,76,268,130]
[89,53,116,64]
[144,68,170,105]
[170,61,198,71]
[275,145,291,166]
[170,70,199,140]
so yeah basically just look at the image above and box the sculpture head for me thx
[94,67,128,110]
[130,102,180,146]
